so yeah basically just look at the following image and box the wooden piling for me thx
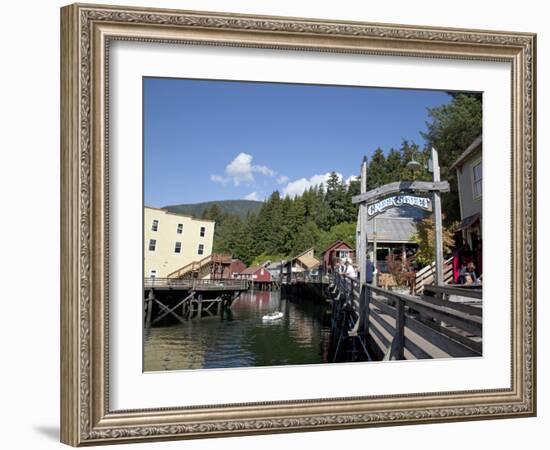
[197,293,203,318]
[145,289,154,329]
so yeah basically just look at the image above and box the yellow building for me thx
[144,207,215,278]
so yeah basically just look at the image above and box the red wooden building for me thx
[208,256,246,279]
[321,240,355,273]
[238,265,272,282]
[228,259,247,278]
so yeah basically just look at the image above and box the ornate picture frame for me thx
[60,3,536,446]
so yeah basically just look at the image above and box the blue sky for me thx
[143,77,451,207]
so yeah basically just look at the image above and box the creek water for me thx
[143,290,331,371]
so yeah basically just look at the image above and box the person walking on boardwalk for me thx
[338,258,346,274]
[365,254,374,285]
[344,258,356,278]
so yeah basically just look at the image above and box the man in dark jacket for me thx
[365,254,374,284]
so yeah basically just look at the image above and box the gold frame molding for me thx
[60,3,536,446]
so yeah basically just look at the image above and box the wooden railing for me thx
[423,284,482,300]
[288,270,332,284]
[167,253,232,279]
[331,272,482,361]
[144,277,249,291]
[414,256,454,294]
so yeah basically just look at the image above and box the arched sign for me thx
[367,194,432,218]
[354,148,449,287]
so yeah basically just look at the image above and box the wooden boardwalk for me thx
[328,273,482,362]
[144,277,249,291]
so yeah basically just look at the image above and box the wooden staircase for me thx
[167,253,232,279]
[414,256,454,295]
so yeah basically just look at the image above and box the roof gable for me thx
[296,254,321,269]
[241,266,261,275]
[450,135,482,170]
[293,247,315,260]
[322,240,354,255]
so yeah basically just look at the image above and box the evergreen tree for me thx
[311,184,331,231]
[325,172,348,227]
[291,221,321,255]
[284,197,306,255]
[202,203,224,224]
[267,191,286,254]
[239,212,258,264]
[213,214,242,255]
[366,148,387,189]
[317,222,357,252]
[399,140,431,182]
[344,179,360,223]
[385,148,403,183]
[421,93,482,223]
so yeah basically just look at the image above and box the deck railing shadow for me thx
[331,273,482,361]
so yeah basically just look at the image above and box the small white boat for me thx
[262,311,283,322]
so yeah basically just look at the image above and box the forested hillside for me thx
[163,199,263,219]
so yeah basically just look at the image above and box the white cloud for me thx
[211,152,277,186]
[345,175,359,185]
[252,165,276,177]
[226,152,255,185]
[282,172,343,198]
[210,174,230,184]
[276,175,290,184]
[244,191,260,201]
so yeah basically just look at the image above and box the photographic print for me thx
[142,78,483,371]
[61,4,535,445]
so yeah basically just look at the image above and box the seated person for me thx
[459,262,477,284]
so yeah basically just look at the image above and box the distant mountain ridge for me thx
[162,199,263,220]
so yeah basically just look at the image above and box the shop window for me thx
[472,161,482,199]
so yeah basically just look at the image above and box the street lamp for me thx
[406,147,423,173]
[406,154,422,182]
[406,158,422,172]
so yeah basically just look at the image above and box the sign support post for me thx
[432,147,444,286]
[357,157,369,343]
[359,156,368,287]
[372,217,377,286]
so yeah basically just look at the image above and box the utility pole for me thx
[432,147,444,286]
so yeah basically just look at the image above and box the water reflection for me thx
[144,290,330,371]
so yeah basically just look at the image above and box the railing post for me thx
[358,283,370,344]
[394,298,405,360]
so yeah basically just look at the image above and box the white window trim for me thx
[456,168,464,219]
[176,223,183,234]
[151,219,159,232]
[148,238,156,252]
[174,242,182,254]
[471,158,482,201]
